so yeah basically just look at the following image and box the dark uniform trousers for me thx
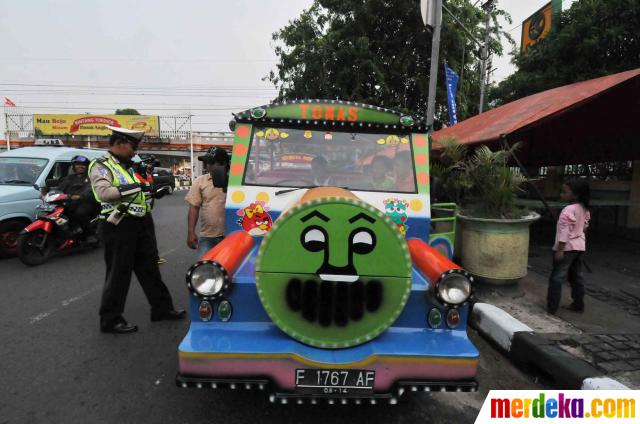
[99,214,174,325]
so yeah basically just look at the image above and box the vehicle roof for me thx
[0,146,106,161]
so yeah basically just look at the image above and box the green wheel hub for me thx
[256,196,411,348]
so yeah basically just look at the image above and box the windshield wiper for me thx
[1,179,32,184]
[275,186,318,196]
[275,186,350,196]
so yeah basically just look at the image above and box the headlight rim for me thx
[186,260,231,300]
[436,269,474,306]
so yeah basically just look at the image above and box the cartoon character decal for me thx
[255,191,411,348]
[376,135,409,145]
[255,128,289,140]
[237,201,273,236]
[383,198,409,235]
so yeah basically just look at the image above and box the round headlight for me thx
[437,272,472,305]
[187,261,229,299]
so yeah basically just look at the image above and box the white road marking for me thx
[154,374,165,387]
[29,284,101,324]
[159,248,177,257]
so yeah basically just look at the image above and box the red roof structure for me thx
[432,68,640,166]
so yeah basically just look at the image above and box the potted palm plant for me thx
[432,137,540,284]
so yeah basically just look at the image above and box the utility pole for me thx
[188,111,194,183]
[478,0,494,114]
[422,0,443,134]
[4,108,10,151]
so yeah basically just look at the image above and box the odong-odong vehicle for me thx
[177,100,478,404]
[17,188,100,266]
[0,146,103,258]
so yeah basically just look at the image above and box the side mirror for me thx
[211,166,229,193]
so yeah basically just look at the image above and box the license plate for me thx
[295,369,375,394]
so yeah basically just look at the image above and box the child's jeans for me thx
[547,251,585,313]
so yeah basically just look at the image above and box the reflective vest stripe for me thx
[89,156,147,218]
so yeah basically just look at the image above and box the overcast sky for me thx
[1,0,575,135]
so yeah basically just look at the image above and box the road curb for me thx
[470,302,630,390]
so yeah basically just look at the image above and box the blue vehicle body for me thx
[177,101,478,402]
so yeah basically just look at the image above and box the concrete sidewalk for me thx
[474,232,640,389]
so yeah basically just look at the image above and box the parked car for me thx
[176,100,477,404]
[152,167,175,194]
[0,146,104,257]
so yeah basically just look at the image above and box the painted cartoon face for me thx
[256,194,411,348]
[384,198,408,225]
[238,202,273,236]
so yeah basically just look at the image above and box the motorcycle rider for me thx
[58,155,100,241]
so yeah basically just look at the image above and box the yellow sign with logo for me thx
[33,114,160,137]
[521,2,553,54]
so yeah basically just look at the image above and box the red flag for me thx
[4,97,16,107]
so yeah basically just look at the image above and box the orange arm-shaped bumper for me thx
[201,231,255,277]
[407,238,462,287]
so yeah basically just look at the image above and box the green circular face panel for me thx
[256,197,412,348]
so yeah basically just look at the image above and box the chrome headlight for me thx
[437,270,473,305]
[186,261,230,300]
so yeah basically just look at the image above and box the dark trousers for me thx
[99,214,174,326]
[66,200,100,234]
[547,251,585,312]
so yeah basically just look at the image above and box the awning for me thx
[432,68,640,166]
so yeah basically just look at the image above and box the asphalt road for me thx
[0,192,546,424]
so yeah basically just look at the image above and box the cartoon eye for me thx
[301,227,326,252]
[350,228,376,255]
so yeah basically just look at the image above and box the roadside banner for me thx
[444,63,459,126]
[33,114,160,137]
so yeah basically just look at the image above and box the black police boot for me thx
[151,309,186,322]
[100,319,138,334]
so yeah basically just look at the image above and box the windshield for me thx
[243,127,416,193]
[0,157,48,185]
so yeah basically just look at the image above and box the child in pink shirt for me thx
[547,179,591,314]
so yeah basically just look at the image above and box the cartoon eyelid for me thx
[300,210,330,222]
[348,212,376,224]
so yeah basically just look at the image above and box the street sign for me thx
[521,1,555,54]
[420,0,441,28]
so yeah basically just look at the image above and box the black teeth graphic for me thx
[334,282,349,327]
[286,278,302,311]
[302,279,318,322]
[366,280,383,312]
[286,278,383,326]
[318,282,333,327]
[349,281,365,322]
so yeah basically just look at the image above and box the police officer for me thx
[89,126,185,334]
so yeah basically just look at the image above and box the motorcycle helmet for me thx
[71,155,90,165]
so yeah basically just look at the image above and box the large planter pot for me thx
[457,212,540,285]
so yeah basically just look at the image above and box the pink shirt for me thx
[553,203,590,251]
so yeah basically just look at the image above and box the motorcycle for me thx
[17,188,100,266]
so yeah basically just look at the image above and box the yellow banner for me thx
[33,114,160,137]
[521,2,553,54]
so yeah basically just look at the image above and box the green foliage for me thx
[267,0,512,129]
[433,138,528,219]
[492,0,640,105]
[115,108,141,115]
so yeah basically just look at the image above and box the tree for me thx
[115,108,141,115]
[492,0,640,106]
[266,0,512,129]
